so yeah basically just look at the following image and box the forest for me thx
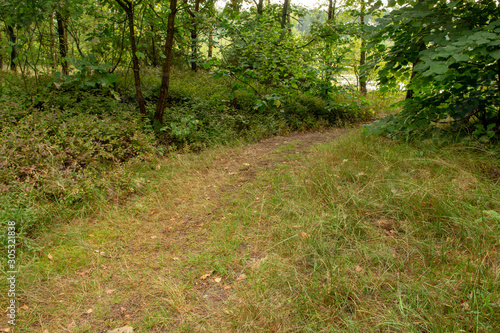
[1,0,500,332]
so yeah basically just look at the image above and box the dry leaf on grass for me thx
[300,232,310,240]
[20,304,29,310]
[105,289,116,295]
[223,285,232,290]
[214,277,222,283]
[47,254,53,260]
[236,273,247,281]
[200,272,212,280]
[0,328,10,332]
[85,309,93,315]
[355,265,363,273]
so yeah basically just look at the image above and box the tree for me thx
[56,11,69,75]
[114,0,147,115]
[359,0,366,95]
[7,25,17,72]
[154,0,178,123]
[371,0,500,136]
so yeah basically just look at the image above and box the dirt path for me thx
[19,128,350,333]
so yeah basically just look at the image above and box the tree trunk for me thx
[190,0,200,71]
[359,0,367,96]
[281,0,290,30]
[328,0,336,21]
[56,12,69,75]
[151,24,158,67]
[208,29,213,59]
[496,59,500,129]
[0,28,3,70]
[7,26,17,72]
[49,13,57,73]
[257,0,264,15]
[116,0,146,115]
[154,0,178,123]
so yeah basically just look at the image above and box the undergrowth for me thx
[0,68,381,260]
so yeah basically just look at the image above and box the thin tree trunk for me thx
[257,0,264,15]
[154,0,178,123]
[7,26,17,72]
[190,0,200,71]
[496,59,500,129]
[208,29,213,59]
[281,0,290,30]
[328,0,336,21]
[359,0,367,96]
[56,12,69,75]
[151,24,158,67]
[0,28,3,70]
[49,13,57,73]
[116,0,147,115]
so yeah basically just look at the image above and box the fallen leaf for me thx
[172,257,179,261]
[155,164,161,170]
[150,236,157,239]
[354,265,363,273]
[107,326,134,333]
[200,272,212,280]
[85,308,93,315]
[75,269,93,276]
[150,210,158,215]
[223,285,232,290]
[101,265,110,269]
[0,328,10,332]
[105,289,116,295]
[120,307,127,312]
[47,254,53,260]
[214,277,222,283]
[20,304,29,310]
[236,273,247,281]
[300,231,310,240]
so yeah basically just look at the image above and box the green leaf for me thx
[489,49,500,60]
[135,52,146,59]
[452,54,469,62]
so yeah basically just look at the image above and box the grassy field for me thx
[3,129,500,332]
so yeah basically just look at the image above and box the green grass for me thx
[210,132,500,332]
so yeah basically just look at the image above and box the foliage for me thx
[52,54,118,90]
[369,0,500,138]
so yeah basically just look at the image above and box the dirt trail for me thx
[20,128,350,333]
